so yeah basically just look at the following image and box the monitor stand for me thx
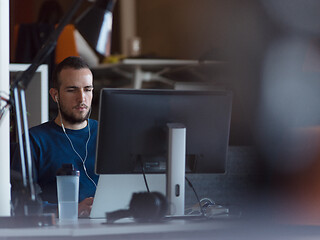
[167,123,186,216]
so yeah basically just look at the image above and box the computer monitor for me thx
[95,88,232,175]
[90,88,232,218]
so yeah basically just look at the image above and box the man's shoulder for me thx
[29,121,58,135]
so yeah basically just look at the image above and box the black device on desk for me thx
[90,88,232,220]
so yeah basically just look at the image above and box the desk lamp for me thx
[76,0,116,57]
[0,0,116,227]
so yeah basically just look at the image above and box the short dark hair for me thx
[52,56,91,89]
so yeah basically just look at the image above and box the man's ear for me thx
[49,88,58,102]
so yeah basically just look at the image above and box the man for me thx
[13,56,98,217]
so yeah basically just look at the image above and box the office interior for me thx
[2,0,320,237]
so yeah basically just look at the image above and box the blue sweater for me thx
[26,119,99,203]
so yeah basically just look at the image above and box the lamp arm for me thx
[11,0,85,90]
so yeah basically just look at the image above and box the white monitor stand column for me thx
[167,123,186,216]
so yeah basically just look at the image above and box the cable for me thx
[138,159,205,215]
[62,120,97,188]
[139,155,150,192]
[0,92,10,122]
[185,176,205,216]
[0,103,10,122]
[58,102,97,188]
[142,170,150,193]
[0,91,10,100]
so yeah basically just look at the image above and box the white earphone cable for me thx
[57,99,97,188]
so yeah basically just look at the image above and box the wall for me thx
[136,0,222,60]
[135,0,272,145]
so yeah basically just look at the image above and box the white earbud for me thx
[55,96,59,103]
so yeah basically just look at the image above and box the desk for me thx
[0,218,229,240]
[92,59,226,89]
[1,218,320,240]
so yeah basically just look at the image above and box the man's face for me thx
[57,68,93,124]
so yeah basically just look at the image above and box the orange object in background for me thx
[55,24,79,64]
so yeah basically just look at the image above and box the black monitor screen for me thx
[95,89,232,174]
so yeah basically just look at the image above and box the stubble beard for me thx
[59,103,91,124]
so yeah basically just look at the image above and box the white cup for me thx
[56,164,80,222]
